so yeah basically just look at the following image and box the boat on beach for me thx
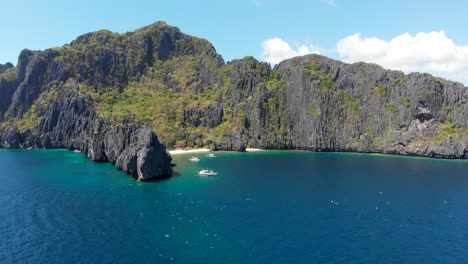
[198,169,219,176]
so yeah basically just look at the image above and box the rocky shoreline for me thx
[0,125,173,181]
[0,91,172,181]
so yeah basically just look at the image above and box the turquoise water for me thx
[0,149,468,263]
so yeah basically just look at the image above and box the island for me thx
[0,21,466,180]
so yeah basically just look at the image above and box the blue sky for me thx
[2,0,468,83]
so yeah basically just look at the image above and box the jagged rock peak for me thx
[66,20,224,64]
[0,62,14,74]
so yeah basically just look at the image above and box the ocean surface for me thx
[0,149,467,264]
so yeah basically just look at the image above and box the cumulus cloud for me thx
[261,38,323,65]
[260,31,468,84]
[337,31,468,84]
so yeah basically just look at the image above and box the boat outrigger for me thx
[206,154,216,158]
[198,170,219,176]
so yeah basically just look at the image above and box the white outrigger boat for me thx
[198,169,219,176]
[206,153,216,158]
[188,157,200,162]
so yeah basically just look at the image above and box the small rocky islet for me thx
[0,21,466,181]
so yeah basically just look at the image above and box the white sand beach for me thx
[246,148,263,152]
[169,148,264,155]
[169,149,210,155]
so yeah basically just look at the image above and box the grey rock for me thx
[0,89,173,181]
[184,103,224,128]
[115,127,172,181]
[211,131,246,152]
[0,62,13,74]
[221,54,467,159]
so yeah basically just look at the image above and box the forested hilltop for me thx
[0,21,467,179]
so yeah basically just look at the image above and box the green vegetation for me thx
[365,125,374,137]
[431,123,464,143]
[0,67,18,82]
[371,84,389,98]
[303,59,336,94]
[92,83,217,147]
[0,87,60,133]
[395,78,404,87]
[401,97,411,108]
[411,123,468,149]
[434,77,447,85]
[266,78,286,91]
[337,90,360,116]
[308,107,321,118]
[388,102,398,114]
[373,127,394,148]
[444,106,454,123]
[15,105,41,133]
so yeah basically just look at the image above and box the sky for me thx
[2,0,468,84]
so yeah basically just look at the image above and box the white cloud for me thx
[261,38,323,65]
[337,31,468,84]
[260,31,468,84]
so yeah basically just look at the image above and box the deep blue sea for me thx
[0,149,467,264]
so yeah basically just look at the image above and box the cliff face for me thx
[0,21,467,182]
[0,89,172,181]
[234,55,467,158]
